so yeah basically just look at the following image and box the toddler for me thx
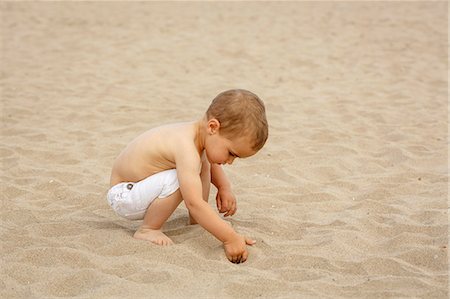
[107,89,268,264]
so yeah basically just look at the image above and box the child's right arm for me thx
[175,147,253,263]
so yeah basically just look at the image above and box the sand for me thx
[1,1,448,298]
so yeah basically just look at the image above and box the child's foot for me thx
[134,227,174,246]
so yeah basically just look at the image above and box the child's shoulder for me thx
[148,121,197,143]
[156,121,196,134]
[154,122,200,161]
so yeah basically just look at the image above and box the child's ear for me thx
[207,119,220,135]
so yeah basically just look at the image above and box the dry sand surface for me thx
[1,2,448,298]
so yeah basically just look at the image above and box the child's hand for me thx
[216,188,237,217]
[223,234,256,264]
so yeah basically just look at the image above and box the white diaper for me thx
[107,169,179,220]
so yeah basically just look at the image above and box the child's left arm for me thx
[211,163,237,217]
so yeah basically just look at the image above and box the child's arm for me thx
[211,163,237,217]
[211,163,231,190]
[175,148,253,263]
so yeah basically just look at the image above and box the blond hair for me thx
[206,89,268,151]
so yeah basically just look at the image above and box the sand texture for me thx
[1,2,448,298]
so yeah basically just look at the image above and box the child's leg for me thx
[134,189,183,245]
[189,157,211,225]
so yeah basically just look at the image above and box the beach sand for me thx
[1,2,448,298]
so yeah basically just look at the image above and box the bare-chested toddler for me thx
[107,89,268,264]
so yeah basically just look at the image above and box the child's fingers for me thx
[224,208,233,217]
[231,201,237,215]
[231,203,238,216]
[221,200,229,211]
[242,250,248,263]
[216,194,222,211]
[217,198,228,213]
[227,252,240,264]
[224,201,236,217]
[225,252,233,262]
[235,250,248,264]
[245,238,256,246]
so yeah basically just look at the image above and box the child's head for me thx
[206,89,268,151]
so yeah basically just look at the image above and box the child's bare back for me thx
[110,122,199,187]
[106,89,268,263]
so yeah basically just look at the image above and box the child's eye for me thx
[229,152,235,157]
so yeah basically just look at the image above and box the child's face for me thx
[205,133,256,165]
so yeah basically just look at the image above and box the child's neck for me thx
[194,118,207,154]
